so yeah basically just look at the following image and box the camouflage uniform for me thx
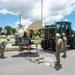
[0,41,7,57]
[55,38,63,64]
[62,36,68,57]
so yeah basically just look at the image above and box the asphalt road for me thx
[0,44,75,75]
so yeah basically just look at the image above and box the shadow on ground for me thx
[0,57,4,59]
[39,47,75,54]
[67,47,75,51]
[39,49,55,54]
[11,52,39,58]
[54,64,62,71]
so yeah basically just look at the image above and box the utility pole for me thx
[41,0,43,26]
[19,15,22,25]
[19,14,24,29]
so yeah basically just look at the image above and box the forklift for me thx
[40,21,75,51]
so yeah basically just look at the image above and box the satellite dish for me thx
[27,20,42,30]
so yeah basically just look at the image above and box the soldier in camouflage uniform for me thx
[0,37,10,58]
[62,33,68,57]
[55,33,63,65]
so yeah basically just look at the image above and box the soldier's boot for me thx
[1,53,7,58]
[1,56,7,58]
[62,54,67,58]
[62,50,67,57]
[55,61,60,65]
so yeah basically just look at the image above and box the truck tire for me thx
[52,40,56,51]
[41,40,50,49]
[70,37,75,49]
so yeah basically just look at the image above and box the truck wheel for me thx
[70,37,75,49]
[52,40,56,51]
[41,40,50,49]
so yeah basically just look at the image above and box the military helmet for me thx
[55,33,60,37]
[62,33,65,36]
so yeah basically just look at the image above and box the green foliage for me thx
[0,27,2,32]
[12,28,16,34]
[1,35,7,38]
[5,26,12,35]
[18,24,22,28]
[0,35,15,39]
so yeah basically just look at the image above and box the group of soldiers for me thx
[0,33,68,66]
[55,33,68,65]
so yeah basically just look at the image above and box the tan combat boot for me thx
[62,55,67,58]
[55,61,60,65]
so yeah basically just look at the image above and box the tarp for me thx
[27,20,42,30]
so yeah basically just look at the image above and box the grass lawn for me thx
[8,42,15,44]
[5,39,41,51]
[5,41,18,51]
[9,35,15,39]
[5,48,19,51]
[7,40,41,44]
[0,35,15,39]
[31,40,41,44]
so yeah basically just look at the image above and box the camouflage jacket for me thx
[56,38,63,50]
[62,36,68,47]
[0,41,8,49]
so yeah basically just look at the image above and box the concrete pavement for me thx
[0,45,75,75]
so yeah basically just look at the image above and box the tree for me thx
[12,28,16,35]
[0,27,2,34]
[18,24,22,28]
[5,26,12,35]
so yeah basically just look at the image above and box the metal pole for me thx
[41,0,43,26]
[19,15,21,25]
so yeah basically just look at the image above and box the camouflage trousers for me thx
[63,46,67,56]
[55,49,61,62]
[0,49,4,57]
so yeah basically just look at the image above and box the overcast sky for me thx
[0,0,75,29]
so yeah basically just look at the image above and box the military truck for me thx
[40,21,75,51]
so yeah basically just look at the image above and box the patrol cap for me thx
[55,33,60,37]
[62,33,65,36]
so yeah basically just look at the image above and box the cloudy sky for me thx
[0,0,75,29]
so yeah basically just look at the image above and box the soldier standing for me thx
[0,37,10,58]
[55,33,63,65]
[62,33,68,57]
